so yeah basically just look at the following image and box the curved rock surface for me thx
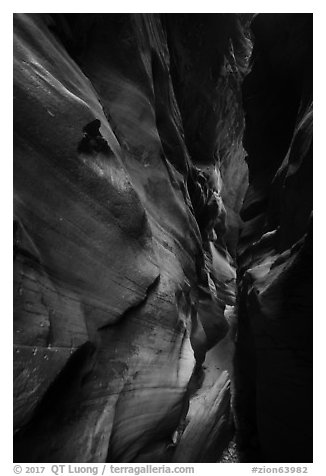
[14,13,249,463]
[13,13,312,463]
[235,13,313,463]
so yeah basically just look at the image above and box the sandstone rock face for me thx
[235,13,313,463]
[13,13,312,464]
[14,13,249,462]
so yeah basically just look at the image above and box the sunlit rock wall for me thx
[14,13,249,462]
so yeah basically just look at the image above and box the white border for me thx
[5,4,323,473]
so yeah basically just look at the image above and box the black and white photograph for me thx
[12,3,316,471]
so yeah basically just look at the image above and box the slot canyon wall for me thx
[13,13,312,463]
[235,13,313,463]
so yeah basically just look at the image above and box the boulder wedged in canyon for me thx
[13,13,312,464]
[234,13,313,463]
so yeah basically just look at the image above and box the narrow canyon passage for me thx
[13,13,312,463]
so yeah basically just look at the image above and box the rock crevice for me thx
[13,13,312,463]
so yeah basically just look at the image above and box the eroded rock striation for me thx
[13,13,312,463]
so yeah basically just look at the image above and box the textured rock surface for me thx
[13,13,312,464]
[13,13,249,462]
[235,13,313,463]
